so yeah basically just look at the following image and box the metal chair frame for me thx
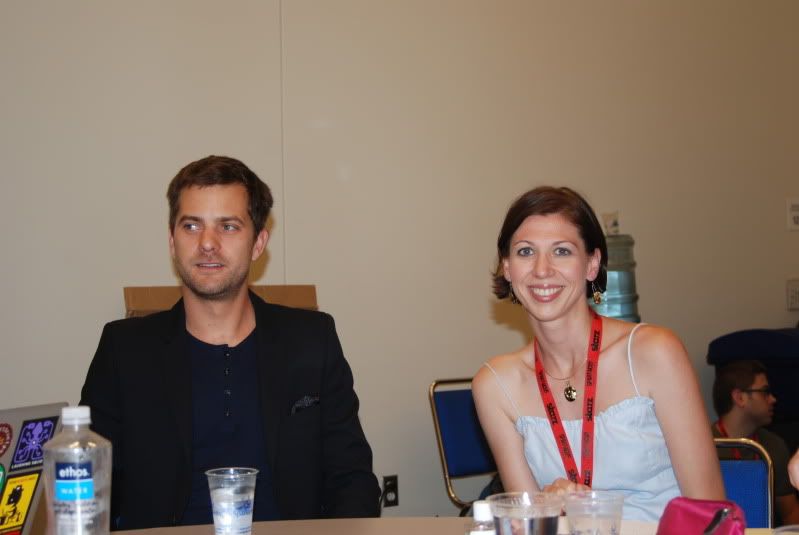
[429,378,497,514]
[714,437,774,529]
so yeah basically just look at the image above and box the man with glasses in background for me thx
[712,360,799,525]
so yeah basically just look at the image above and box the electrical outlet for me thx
[788,279,799,310]
[788,198,799,231]
[382,475,398,507]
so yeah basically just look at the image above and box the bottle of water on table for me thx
[43,406,112,535]
[467,500,496,535]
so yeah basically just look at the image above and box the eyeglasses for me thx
[743,386,772,396]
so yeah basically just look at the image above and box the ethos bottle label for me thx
[55,462,95,501]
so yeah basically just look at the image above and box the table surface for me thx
[122,517,471,535]
[111,516,774,535]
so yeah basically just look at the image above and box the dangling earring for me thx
[509,284,520,305]
[591,280,602,305]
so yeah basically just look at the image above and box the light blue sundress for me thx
[485,323,680,522]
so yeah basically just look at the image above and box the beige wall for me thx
[1,0,798,517]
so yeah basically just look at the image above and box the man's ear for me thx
[251,229,269,260]
[731,388,747,408]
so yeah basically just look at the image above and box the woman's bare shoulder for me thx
[473,347,530,392]
[628,322,685,359]
[617,321,693,395]
[602,317,682,354]
[600,318,687,371]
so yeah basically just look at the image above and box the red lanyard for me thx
[715,420,759,460]
[534,312,603,487]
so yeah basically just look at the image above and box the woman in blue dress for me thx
[473,186,724,522]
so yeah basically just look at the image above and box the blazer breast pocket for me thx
[285,395,322,444]
[290,394,320,416]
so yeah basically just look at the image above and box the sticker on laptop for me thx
[9,417,58,471]
[0,471,40,531]
[0,464,5,496]
[0,424,12,458]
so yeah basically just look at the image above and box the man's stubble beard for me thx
[174,260,250,302]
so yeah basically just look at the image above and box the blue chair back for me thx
[715,438,773,529]
[719,460,769,527]
[429,379,497,511]
[433,389,496,476]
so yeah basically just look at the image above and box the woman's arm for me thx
[472,363,540,493]
[635,326,725,499]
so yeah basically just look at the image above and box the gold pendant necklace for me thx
[564,383,578,402]
[543,356,587,403]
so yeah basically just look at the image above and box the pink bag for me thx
[656,497,746,535]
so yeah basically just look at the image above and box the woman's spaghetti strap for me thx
[627,323,648,397]
[483,362,522,421]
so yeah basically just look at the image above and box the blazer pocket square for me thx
[291,395,320,415]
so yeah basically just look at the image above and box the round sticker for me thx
[0,423,12,457]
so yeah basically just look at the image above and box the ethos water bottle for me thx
[43,406,112,535]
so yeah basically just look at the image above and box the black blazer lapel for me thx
[252,292,285,470]
[161,301,193,477]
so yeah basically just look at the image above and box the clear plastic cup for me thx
[206,467,259,535]
[564,491,624,535]
[487,492,562,535]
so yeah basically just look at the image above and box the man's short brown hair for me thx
[167,155,273,236]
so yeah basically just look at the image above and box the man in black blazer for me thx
[80,156,380,530]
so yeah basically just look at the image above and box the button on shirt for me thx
[182,329,279,525]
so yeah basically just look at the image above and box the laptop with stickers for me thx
[0,402,68,535]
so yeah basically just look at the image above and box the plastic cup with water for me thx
[487,492,563,535]
[206,467,259,535]
[564,491,624,535]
